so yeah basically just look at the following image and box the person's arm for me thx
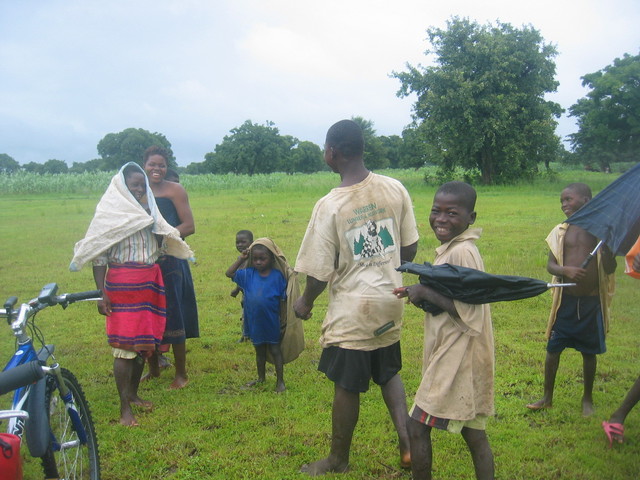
[401,241,418,263]
[547,251,586,282]
[394,283,460,319]
[92,265,112,316]
[170,184,195,238]
[294,275,327,320]
[226,251,249,278]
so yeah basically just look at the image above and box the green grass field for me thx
[1,169,639,479]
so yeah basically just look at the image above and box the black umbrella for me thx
[397,262,573,315]
[566,162,640,267]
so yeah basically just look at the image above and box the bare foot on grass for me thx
[582,398,595,417]
[526,399,552,410]
[119,410,140,426]
[130,396,153,410]
[275,381,286,393]
[169,375,189,390]
[301,458,349,476]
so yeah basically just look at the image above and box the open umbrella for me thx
[565,162,640,267]
[397,262,573,315]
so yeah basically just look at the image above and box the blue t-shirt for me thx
[233,268,286,344]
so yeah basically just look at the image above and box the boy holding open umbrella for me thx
[527,183,616,416]
[395,181,495,480]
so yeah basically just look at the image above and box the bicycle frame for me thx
[2,293,90,454]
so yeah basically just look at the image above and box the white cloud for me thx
[0,0,638,165]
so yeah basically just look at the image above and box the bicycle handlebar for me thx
[0,284,102,324]
[0,361,45,396]
[49,290,103,306]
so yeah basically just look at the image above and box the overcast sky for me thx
[1,0,638,167]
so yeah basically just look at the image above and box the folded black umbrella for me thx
[398,262,573,314]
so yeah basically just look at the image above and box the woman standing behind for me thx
[143,146,199,389]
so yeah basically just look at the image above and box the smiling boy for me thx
[396,181,495,480]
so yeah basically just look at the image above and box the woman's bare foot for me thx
[526,399,552,410]
[301,458,349,477]
[130,396,153,410]
[169,375,189,390]
[275,381,286,393]
[119,409,139,426]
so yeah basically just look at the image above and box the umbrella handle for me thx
[580,240,604,269]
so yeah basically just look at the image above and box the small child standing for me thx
[227,237,287,392]
[395,181,495,480]
[527,182,616,416]
[230,230,254,342]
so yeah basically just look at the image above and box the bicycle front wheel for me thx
[40,368,100,480]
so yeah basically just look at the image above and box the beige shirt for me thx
[414,228,495,421]
[544,223,616,339]
[295,172,419,350]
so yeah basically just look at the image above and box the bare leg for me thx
[301,384,358,476]
[407,417,432,480]
[114,358,140,426]
[581,353,596,416]
[246,344,267,386]
[268,343,286,392]
[461,427,494,480]
[141,351,161,382]
[380,374,411,467]
[527,351,561,410]
[128,356,152,407]
[170,342,189,389]
[607,375,640,443]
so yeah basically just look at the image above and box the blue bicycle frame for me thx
[2,287,90,456]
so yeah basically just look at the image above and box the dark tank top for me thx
[156,197,180,228]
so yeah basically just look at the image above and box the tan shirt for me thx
[414,228,495,421]
[295,172,419,350]
[544,223,616,339]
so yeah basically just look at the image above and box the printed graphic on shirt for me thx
[345,218,396,261]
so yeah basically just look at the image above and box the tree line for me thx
[1,18,638,184]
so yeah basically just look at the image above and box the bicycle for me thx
[0,283,102,480]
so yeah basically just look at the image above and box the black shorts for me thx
[547,295,606,355]
[318,342,402,393]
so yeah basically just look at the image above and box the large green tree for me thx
[97,128,174,171]
[399,124,437,169]
[351,116,389,169]
[289,140,325,174]
[394,17,563,184]
[203,120,295,175]
[0,153,20,174]
[568,52,640,170]
[42,159,69,174]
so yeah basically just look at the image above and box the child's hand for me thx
[230,289,239,298]
[393,287,409,298]
[563,266,587,281]
[395,284,428,306]
[293,297,313,320]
